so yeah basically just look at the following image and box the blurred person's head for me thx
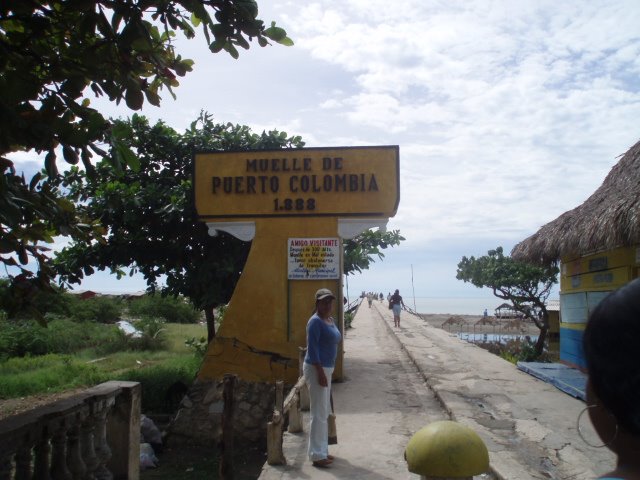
[583,277,640,477]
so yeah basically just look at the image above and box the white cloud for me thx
[8,0,640,306]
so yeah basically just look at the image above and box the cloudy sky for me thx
[17,0,640,311]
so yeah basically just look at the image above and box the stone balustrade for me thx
[0,381,141,480]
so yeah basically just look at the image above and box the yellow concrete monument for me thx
[194,146,399,384]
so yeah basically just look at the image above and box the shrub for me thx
[0,318,126,359]
[344,312,354,329]
[0,319,49,358]
[132,317,167,351]
[0,279,74,320]
[478,337,551,364]
[93,328,136,355]
[69,296,123,323]
[114,356,201,413]
[128,295,200,324]
[185,336,208,358]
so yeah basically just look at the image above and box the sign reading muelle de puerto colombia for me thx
[287,238,340,280]
[193,146,399,218]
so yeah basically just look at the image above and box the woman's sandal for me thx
[312,458,332,468]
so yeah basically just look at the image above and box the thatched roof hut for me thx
[511,139,640,266]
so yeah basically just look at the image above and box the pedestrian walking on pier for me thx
[389,289,406,328]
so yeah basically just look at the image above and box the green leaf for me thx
[29,173,42,191]
[209,39,226,53]
[125,85,144,110]
[18,246,29,265]
[144,88,161,107]
[117,144,141,172]
[224,43,239,59]
[45,150,58,177]
[111,121,133,140]
[264,25,287,42]
[62,145,79,165]
[277,36,294,47]
[232,34,249,50]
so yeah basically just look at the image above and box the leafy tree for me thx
[343,229,405,275]
[128,294,200,324]
[0,276,73,320]
[55,113,304,340]
[67,296,123,323]
[0,0,292,312]
[456,247,558,356]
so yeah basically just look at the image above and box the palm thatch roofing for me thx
[511,139,640,266]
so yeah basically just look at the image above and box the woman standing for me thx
[303,288,342,468]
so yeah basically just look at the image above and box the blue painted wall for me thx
[559,327,586,369]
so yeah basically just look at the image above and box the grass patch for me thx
[0,322,207,411]
[0,354,108,398]
[162,322,207,353]
[115,356,201,413]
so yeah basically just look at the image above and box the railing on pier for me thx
[266,348,309,465]
[0,381,141,480]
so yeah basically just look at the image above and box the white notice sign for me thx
[288,238,340,280]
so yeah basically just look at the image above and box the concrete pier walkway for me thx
[259,300,615,480]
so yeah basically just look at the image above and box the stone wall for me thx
[168,377,277,447]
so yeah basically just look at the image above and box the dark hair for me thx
[583,278,640,435]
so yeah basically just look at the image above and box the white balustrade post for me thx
[81,413,99,479]
[50,419,72,480]
[15,445,33,480]
[33,433,52,480]
[93,400,114,480]
[287,392,303,433]
[105,382,141,480]
[0,452,15,480]
[67,413,87,480]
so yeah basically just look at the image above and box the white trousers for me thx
[303,362,334,461]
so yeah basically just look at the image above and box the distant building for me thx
[120,291,147,301]
[512,140,640,369]
[72,290,99,300]
[494,303,518,319]
[546,299,560,341]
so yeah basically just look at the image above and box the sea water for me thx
[348,295,553,316]
[348,296,504,315]
[408,297,505,316]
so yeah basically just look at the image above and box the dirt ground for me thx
[140,443,266,480]
[0,387,88,420]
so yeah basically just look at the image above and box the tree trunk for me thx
[534,325,548,356]
[531,309,550,356]
[205,306,216,342]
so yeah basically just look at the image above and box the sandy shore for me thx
[418,313,540,336]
